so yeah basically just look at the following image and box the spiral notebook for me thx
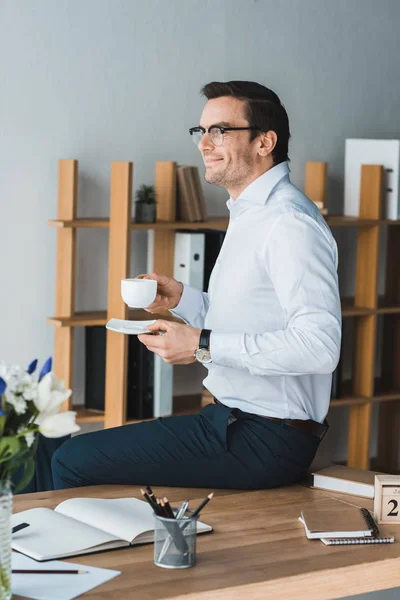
[320,535,394,545]
[299,506,380,539]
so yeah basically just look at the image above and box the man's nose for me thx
[198,131,214,152]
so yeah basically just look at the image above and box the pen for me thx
[12,569,87,574]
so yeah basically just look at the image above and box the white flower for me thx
[38,411,80,438]
[5,391,27,415]
[0,362,21,383]
[34,372,72,418]
[17,426,36,448]
[19,373,37,401]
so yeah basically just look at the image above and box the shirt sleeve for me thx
[169,284,210,329]
[210,210,342,376]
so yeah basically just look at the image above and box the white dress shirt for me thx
[171,161,342,423]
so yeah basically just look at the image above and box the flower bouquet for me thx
[0,357,80,599]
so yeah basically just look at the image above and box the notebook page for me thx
[55,497,154,542]
[11,507,123,560]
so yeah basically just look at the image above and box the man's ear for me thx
[257,130,277,157]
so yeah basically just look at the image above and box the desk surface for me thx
[13,483,400,600]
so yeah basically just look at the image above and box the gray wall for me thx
[1,0,399,462]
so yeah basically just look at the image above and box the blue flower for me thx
[27,359,38,375]
[0,376,6,396]
[38,357,52,382]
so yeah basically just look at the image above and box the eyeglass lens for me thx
[191,128,223,147]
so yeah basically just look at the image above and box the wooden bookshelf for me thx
[48,160,400,471]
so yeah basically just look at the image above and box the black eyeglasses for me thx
[189,125,261,147]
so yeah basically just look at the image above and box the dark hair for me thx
[201,81,290,165]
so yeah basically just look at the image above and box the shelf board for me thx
[47,309,185,327]
[330,395,370,407]
[376,297,400,314]
[325,215,379,227]
[49,218,110,228]
[376,306,400,314]
[49,216,229,230]
[371,392,400,403]
[47,311,108,326]
[380,219,400,225]
[340,297,374,317]
[130,217,229,231]
[75,406,105,423]
[49,215,400,230]
[48,299,381,327]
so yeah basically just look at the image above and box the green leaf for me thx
[0,414,5,436]
[14,455,35,494]
[0,436,20,462]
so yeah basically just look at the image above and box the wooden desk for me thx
[13,484,400,600]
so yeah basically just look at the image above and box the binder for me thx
[173,232,205,291]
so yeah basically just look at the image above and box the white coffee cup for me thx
[121,278,157,308]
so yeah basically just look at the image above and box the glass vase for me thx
[0,481,12,600]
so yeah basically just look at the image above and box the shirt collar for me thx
[226,161,290,213]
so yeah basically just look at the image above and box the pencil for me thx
[163,497,175,519]
[146,485,157,506]
[12,569,87,574]
[140,488,162,515]
[190,493,214,519]
[159,499,170,518]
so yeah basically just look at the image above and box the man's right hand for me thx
[136,272,184,313]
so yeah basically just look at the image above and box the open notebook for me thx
[11,497,212,561]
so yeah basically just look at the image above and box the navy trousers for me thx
[12,434,71,494]
[52,403,320,491]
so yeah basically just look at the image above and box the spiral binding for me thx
[360,507,379,537]
[324,536,394,545]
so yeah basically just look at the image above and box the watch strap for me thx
[199,329,211,350]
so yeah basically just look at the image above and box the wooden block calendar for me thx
[374,474,400,525]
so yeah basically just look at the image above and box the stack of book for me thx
[299,505,394,545]
[312,465,380,499]
[176,165,207,222]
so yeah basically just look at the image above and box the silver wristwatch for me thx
[194,329,212,364]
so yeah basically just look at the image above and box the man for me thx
[52,81,341,490]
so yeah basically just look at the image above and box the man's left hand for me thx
[137,320,201,365]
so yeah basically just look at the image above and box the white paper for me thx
[11,552,120,600]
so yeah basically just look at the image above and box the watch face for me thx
[195,348,212,363]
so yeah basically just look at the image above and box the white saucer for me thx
[106,318,156,335]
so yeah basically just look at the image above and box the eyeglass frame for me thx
[189,125,261,146]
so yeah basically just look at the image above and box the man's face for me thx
[198,96,260,190]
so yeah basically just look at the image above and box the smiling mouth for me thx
[204,158,223,165]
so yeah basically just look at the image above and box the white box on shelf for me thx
[344,139,400,220]
[153,354,173,418]
[146,231,173,417]
[173,232,205,291]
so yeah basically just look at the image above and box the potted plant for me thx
[134,184,157,224]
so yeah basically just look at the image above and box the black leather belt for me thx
[213,398,328,441]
